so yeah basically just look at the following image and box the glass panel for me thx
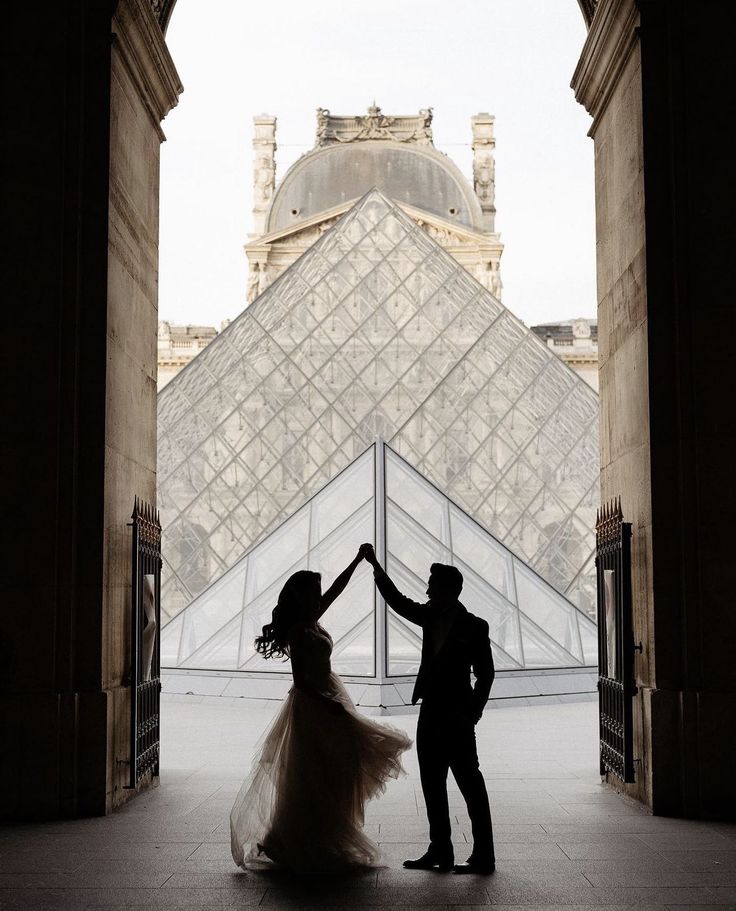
[309,448,373,546]
[578,614,599,666]
[244,509,310,601]
[450,559,523,667]
[518,615,580,669]
[323,553,374,624]
[564,551,598,622]
[514,561,583,662]
[386,449,449,545]
[180,615,242,670]
[176,542,222,598]
[160,614,183,666]
[309,506,373,581]
[387,611,422,676]
[387,504,451,582]
[490,645,523,671]
[159,190,599,684]
[176,563,247,663]
[385,558,427,676]
[331,611,375,677]
[449,506,514,599]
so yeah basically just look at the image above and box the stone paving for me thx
[1,695,735,909]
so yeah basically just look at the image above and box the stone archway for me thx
[158,0,599,33]
[572,0,736,817]
[2,0,734,821]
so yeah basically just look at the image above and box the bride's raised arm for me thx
[318,547,366,617]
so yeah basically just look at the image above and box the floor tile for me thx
[2,697,733,911]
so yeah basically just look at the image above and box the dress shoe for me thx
[453,856,495,874]
[403,850,454,872]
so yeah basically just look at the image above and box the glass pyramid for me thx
[157,190,600,626]
[161,441,597,678]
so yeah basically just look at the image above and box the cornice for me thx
[113,0,183,137]
[245,198,500,252]
[157,0,177,34]
[576,0,599,27]
[571,0,639,135]
[248,199,356,246]
[399,202,500,246]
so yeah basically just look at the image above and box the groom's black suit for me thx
[373,566,495,862]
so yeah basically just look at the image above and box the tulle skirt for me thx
[230,673,412,874]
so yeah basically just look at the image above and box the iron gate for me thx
[596,497,637,782]
[128,497,162,788]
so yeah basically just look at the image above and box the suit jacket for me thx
[374,567,495,721]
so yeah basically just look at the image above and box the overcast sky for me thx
[159,0,595,330]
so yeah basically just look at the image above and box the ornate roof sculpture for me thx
[161,440,598,701]
[245,106,502,303]
[157,190,599,629]
[315,104,434,147]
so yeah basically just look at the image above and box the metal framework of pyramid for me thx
[161,441,598,685]
[157,190,600,630]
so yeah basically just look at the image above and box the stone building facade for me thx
[531,318,599,391]
[244,106,504,305]
[157,321,220,389]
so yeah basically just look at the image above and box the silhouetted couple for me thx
[230,544,496,876]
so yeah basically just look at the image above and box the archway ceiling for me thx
[156,0,597,34]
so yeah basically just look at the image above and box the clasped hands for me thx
[357,543,379,567]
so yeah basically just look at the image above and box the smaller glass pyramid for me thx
[161,441,597,682]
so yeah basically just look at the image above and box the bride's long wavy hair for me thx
[255,570,321,660]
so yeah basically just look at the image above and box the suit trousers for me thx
[416,702,494,860]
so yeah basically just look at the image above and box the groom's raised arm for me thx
[360,544,426,627]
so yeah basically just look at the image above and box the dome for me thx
[267,141,485,233]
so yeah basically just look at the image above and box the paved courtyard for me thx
[1,695,736,909]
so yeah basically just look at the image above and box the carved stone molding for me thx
[414,218,475,248]
[471,113,496,232]
[571,0,639,134]
[246,261,277,303]
[577,0,600,27]
[275,217,340,249]
[113,0,183,134]
[315,104,434,147]
[156,0,177,34]
[252,116,277,235]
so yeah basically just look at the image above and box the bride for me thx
[230,545,411,873]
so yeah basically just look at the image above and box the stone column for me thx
[471,114,496,233]
[0,0,181,820]
[252,115,277,236]
[104,0,182,812]
[573,0,736,818]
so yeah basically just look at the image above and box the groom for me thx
[360,544,495,874]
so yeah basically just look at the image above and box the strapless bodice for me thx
[288,623,333,691]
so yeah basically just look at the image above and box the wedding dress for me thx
[230,622,411,873]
